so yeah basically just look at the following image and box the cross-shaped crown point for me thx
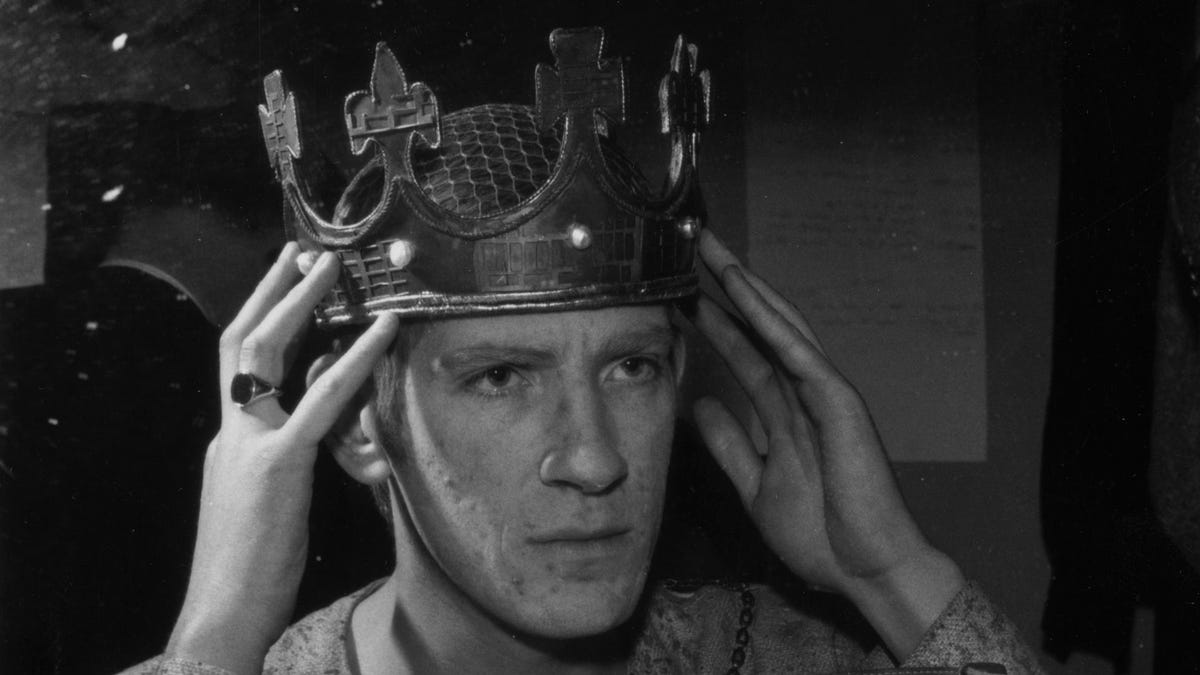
[658,35,711,136]
[535,26,626,130]
[258,71,302,178]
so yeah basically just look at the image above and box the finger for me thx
[691,296,796,442]
[721,265,863,428]
[285,313,400,447]
[697,290,821,478]
[776,378,823,480]
[237,252,341,389]
[219,242,302,395]
[693,397,762,510]
[235,388,291,428]
[699,229,825,353]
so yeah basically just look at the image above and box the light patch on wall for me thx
[745,1,987,462]
[0,113,47,289]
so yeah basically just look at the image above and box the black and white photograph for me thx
[1,1,1196,673]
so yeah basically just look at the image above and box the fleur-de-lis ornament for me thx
[658,35,711,181]
[344,42,441,158]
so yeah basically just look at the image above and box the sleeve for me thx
[899,582,1047,675]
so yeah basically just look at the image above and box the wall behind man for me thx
[735,0,1071,671]
[895,0,1061,665]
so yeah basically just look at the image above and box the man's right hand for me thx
[166,243,398,674]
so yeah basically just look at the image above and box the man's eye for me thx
[611,356,662,383]
[465,366,523,397]
[483,367,513,387]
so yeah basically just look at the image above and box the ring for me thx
[230,372,283,408]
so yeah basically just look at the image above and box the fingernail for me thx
[318,251,340,270]
[276,241,299,263]
[722,264,745,282]
[296,250,320,274]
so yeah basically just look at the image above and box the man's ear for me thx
[306,353,392,486]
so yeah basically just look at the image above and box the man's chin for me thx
[506,575,648,640]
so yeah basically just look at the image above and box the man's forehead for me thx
[412,304,675,353]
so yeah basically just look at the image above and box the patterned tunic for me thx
[122,580,1044,674]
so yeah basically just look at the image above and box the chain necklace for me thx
[727,583,756,674]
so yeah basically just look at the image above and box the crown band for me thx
[321,277,698,326]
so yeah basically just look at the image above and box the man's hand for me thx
[166,243,398,674]
[689,230,964,659]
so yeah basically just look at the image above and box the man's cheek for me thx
[423,414,541,554]
[404,404,496,542]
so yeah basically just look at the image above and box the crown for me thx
[258,26,711,326]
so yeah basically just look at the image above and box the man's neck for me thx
[349,503,635,675]
[350,575,632,675]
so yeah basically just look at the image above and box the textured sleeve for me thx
[901,582,1046,675]
[115,655,238,675]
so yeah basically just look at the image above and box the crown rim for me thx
[315,275,698,326]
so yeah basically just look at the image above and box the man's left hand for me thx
[688,230,965,659]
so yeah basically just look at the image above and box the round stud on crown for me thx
[676,216,700,239]
[567,222,593,250]
[296,250,320,275]
[387,240,416,268]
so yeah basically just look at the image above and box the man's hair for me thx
[362,320,429,521]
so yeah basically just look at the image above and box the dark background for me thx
[2,1,1200,673]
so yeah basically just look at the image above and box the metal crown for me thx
[258,26,711,325]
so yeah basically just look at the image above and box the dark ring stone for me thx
[230,372,278,406]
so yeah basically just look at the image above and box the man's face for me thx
[384,304,680,639]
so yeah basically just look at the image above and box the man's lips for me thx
[527,525,632,544]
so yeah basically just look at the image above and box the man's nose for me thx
[539,383,628,495]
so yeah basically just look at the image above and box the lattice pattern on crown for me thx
[331,240,412,304]
[475,215,641,291]
[411,104,649,218]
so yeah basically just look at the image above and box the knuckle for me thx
[307,372,344,401]
[713,431,739,457]
[239,335,280,366]
[824,377,865,411]
[698,416,737,453]
[747,362,777,392]
[218,328,243,355]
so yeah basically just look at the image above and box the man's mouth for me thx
[528,525,632,545]
[525,526,643,580]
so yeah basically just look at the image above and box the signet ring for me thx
[230,372,283,409]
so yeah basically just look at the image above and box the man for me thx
[124,27,1042,674]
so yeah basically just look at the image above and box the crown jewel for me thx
[258,26,711,325]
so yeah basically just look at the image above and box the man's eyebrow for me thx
[595,325,678,362]
[436,345,559,371]
[434,325,677,371]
